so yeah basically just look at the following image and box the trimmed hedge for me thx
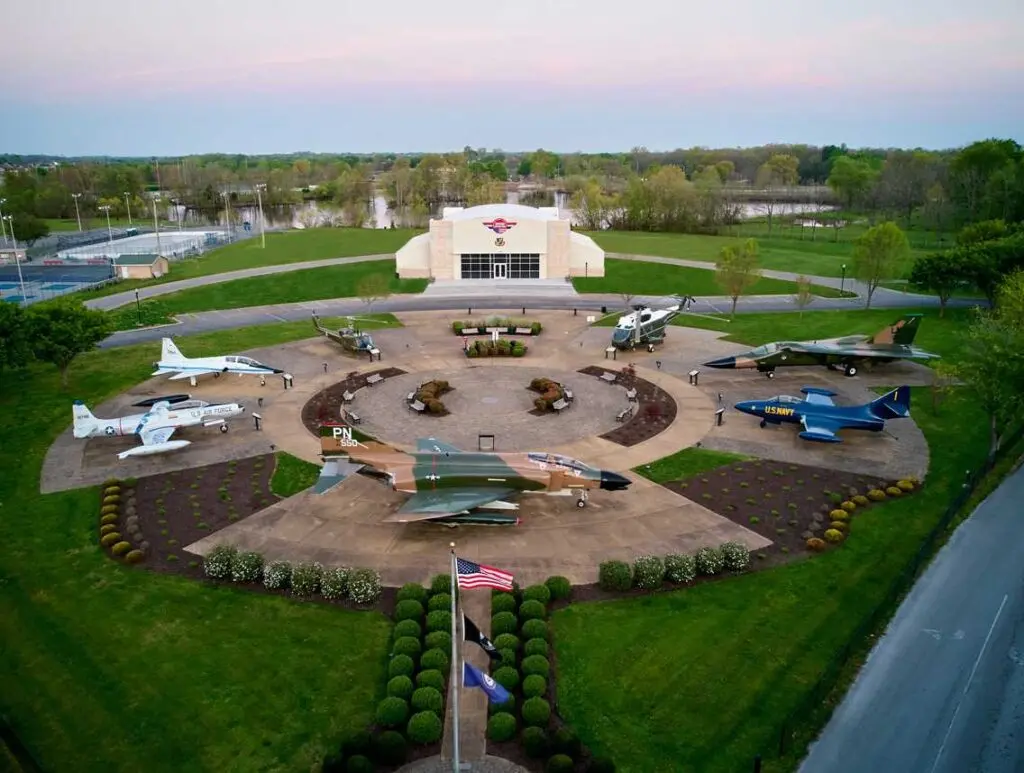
[491,592,518,615]
[424,630,451,652]
[346,755,373,773]
[430,574,451,595]
[489,695,516,716]
[522,674,547,698]
[552,726,582,759]
[544,575,571,601]
[375,697,409,729]
[598,560,632,591]
[491,611,518,636]
[407,711,443,744]
[524,638,549,658]
[546,754,574,773]
[426,610,451,633]
[522,654,550,679]
[519,599,547,621]
[521,619,548,641]
[522,583,552,605]
[521,697,551,727]
[392,636,422,661]
[393,619,422,640]
[395,599,425,622]
[493,633,520,652]
[396,583,428,604]
[427,593,451,612]
[487,712,517,742]
[632,555,665,589]
[411,686,444,715]
[388,654,415,679]
[372,730,408,766]
[493,666,520,691]
[387,675,414,700]
[415,669,445,692]
[420,648,449,673]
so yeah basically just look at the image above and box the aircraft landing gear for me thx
[576,490,589,508]
[844,364,858,377]
[220,424,229,433]
[764,370,775,379]
[647,343,655,353]
[759,419,767,428]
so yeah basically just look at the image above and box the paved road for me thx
[799,462,1024,773]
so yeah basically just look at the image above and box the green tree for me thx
[0,302,34,373]
[827,156,879,210]
[908,251,974,317]
[793,275,814,317]
[852,222,910,309]
[28,301,112,388]
[715,239,761,317]
[8,214,50,246]
[356,274,391,314]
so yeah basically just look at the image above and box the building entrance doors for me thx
[492,262,507,279]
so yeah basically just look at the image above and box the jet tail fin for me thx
[869,385,911,420]
[161,337,185,363]
[869,314,922,346]
[72,400,97,437]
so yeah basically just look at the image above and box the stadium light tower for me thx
[171,198,183,232]
[71,193,83,231]
[254,183,267,248]
[123,192,133,224]
[2,214,27,303]
[98,205,113,249]
[0,198,8,246]
[152,196,163,257]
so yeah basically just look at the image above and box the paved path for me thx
[799,462,1024,773]
[441,590,491,764]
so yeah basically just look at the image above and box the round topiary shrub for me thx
[263,560,291,590]
[411,686,444,715]
[493,666,519,691]
[392,636,422,661]
[524,637,549,658]
[430,573,451,595]
[598,560,632,591]
[111,541,131,556]
[100,523,117,536]
[886,486,903,497]
[427,593,451,612]
[867,489,886,501]
[420,648,449,673]
[230,550,265,583]
[426,609,452,633]
[522,583,552,605]
[824,528,844,544]
[395,599,425,622]
[695,546,725,576]
[664,553,697,583]
[345,754,373,773]
[519,600,546,621]
[632,555,665,589]
[522,726,550,758]
[102,495,120,505]
[372,730,408,766]
[829,509,848,521]
[897,479,915,492]
[104,484,121,495]
[416,669,445,692]
[491,592,517,615]
[125,549,144,564]
[841,500,856,512]
[588,757,617,772]
[348,567,383,604]
[552,726,582,759]
[407,711,443,744]
[522,674,546,698]
[487,712,517,742]
[100,531,121,547]
[396,582,428,604]
[291,561,324,596]
[521,696,551,727]
[394,619,422,640]
[491,611,518,636]
[830,521,849,533]
[101,509,118,520]
[720,541,751,572]
[424,630,451,652]
[546,753,573,773]
[319,567,350,600]
[388,654,415,679]
[545,575,571,601]
[806,537,827,552]
[387,675,414,700]
[853,494,870,506]
[521,654,550,679]
[521,619,548,641]
[375,696,409,729]
[493,633,520,652]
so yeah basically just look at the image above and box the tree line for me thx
[0,300,112,386]
[2,138,1022,240]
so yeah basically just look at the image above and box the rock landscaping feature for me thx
[97,480,146,565]
[526,378,567,415]
[301,367,407,437]
[578,364,677,447]
[465,338,528,358]
[453,318,542,336]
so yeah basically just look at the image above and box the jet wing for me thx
[416,438,462,454]
[314,459,364,494]
[140,426,176,446]
[166,369,217,380]
[800,388,836,406]
[384,488,516,522]
[797,415,844,443]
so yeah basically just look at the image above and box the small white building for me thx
[395,203,604,280]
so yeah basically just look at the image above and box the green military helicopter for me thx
[312,313,381,358]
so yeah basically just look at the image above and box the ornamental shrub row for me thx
[97,481,149,564]
[598,541,752,592]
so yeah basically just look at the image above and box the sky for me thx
[2,0,1023,156]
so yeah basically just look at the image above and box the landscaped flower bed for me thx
[527,377,567,415]
[453,318,542,336]
[465,338,528,357]
[414,379,453,416]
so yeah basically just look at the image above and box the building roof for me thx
[441,203,562,222]
[113,254,164,266]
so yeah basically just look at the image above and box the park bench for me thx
[409,400,426,413]
[600,372,617,384]
[406,391,416,402]
[563,388,574,402]
[343,409,362,425]
[551,398,569,413]
[342,390,355,404]
[616,407,633,422]
[625,388,637,402]
[368,348,381,361]
[366,373,384,387]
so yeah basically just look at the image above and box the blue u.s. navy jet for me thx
[733,386,911,443]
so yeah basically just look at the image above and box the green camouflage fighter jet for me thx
[703,313,940,379]
[317,424,631,526]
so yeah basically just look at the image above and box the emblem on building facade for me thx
[483,218,517,234]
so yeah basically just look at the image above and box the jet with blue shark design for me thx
[152,337,283,384]
[733,386,911,443]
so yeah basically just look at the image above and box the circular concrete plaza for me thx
[350,366,630,451]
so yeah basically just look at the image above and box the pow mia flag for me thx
[464,615,501,661]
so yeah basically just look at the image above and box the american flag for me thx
[456,557,514,590]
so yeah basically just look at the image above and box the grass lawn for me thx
[0,323,395,773]
[635,447,753,484]
[573,259,847,298]
[586,231,929,279]
[79,227,423,299]
[553,382,989,773]
[270,452,322,497]
[102,261,426,325]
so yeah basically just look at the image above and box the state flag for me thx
[463,661,511,704]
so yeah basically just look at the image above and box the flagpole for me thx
[449,543,460,773]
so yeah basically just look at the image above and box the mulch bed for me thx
[578,365,677,447]
[301,367,407,436]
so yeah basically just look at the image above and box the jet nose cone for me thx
[703,356,736,369]
[599,470,631,491]
[734,401,758,415]
[270,368,284,374]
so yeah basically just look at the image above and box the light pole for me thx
[134,289,142,326]
[222,191,231,240]
[124,192,133,224]
[152,196,163,257]
[171,199,183,232]
[71,192,83,231]
[840,263,847,295]
[3,215,27,303]
[254,183,267,248]
[99,205,114,254]
[0,198,8,246]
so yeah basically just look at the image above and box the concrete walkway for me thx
[441,590,492,765]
